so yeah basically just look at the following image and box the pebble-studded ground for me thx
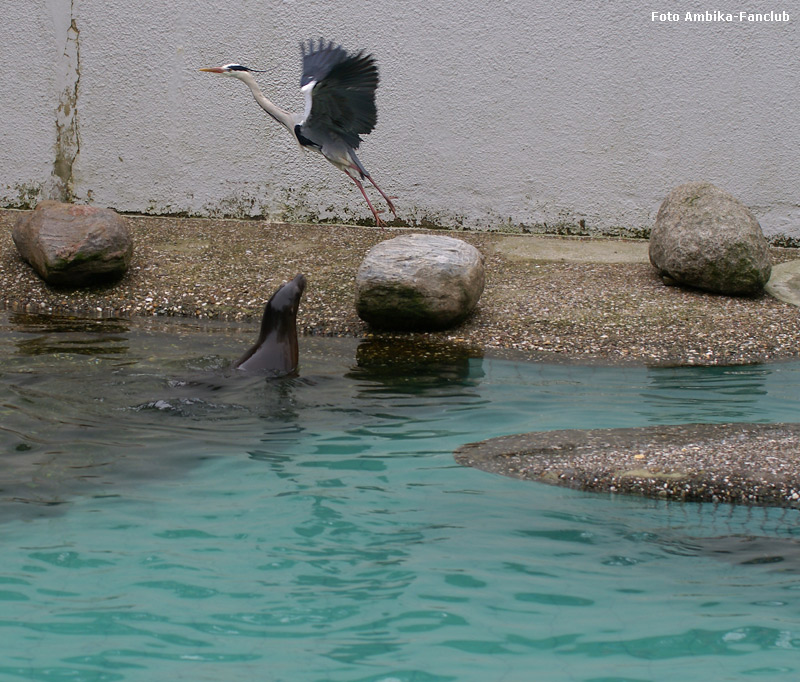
[3,208,800,509]
[3,209,800,366]
[455,423,800,509]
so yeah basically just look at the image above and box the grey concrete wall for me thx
[2,1,798,239]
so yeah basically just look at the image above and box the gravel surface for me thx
[4,208,800,509]
[3,209,800,366]
[455,423,800,509]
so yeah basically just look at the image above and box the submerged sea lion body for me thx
[235,274,306,377]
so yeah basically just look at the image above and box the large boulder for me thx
[649,182,771,296]
[13,201,133,286]
[356,234,485,331]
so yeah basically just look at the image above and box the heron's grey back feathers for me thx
[300,38,379,150]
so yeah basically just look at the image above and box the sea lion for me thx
[234,274,306,377]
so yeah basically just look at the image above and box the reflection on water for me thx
[10,311,131,356]
[1,313,800,680]
[640,364,777,424]
[664,533,800,571]
[353,337,485,386]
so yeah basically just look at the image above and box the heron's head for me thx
[199,63,261,78]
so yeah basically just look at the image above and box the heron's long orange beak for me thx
[199,67,225,73]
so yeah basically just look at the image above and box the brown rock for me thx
[13,201,133,286]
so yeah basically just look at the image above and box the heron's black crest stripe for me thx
[227,64,268,73]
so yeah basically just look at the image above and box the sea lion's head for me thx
[235,274,307,375]
[267,274,306,321]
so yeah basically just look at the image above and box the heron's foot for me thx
[373,214,387,227]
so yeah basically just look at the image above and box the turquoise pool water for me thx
[1,313,799,681]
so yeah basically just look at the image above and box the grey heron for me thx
[201,38,396,226]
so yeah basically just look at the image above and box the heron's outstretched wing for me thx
[300,38,378,149]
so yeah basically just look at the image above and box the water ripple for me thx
[3,315,800,680]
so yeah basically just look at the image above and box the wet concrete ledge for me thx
[455,422,800,509]
[3,209,800,367]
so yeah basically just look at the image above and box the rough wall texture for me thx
[2,2,799,239]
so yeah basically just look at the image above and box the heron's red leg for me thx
[365,174,397,219]
[344,169,386,226]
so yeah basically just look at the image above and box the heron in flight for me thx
[201,39,396,226]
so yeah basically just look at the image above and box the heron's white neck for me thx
[234,71,295,133]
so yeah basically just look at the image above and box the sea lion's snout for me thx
[291,273,307,294]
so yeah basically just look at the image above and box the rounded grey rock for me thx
[13,201,133,286]
[356,233,485,331]
[765,259,800,307]
[649,182,771,296]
